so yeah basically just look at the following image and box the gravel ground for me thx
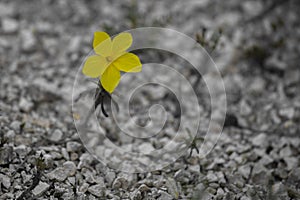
[0,0,300,199]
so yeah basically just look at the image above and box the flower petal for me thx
[82,55,108,78]
[100,64,121,93]
[113,53,142,72]
[112,32,132,55]
[93,32,112,57]
[93,32,110,49]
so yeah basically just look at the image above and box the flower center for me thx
[106,56,113,62]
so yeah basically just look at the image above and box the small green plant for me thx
[185,128,204,158]
[78,31,143,119]
[196,27,223,52]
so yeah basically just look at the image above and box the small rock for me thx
[206,172,218,182]
[271,182,287,196]
[94,176,105,185]
[252,133,267,147]
[6,130,15,140]
[252,163,267,175]
[82,168,96,183]
[275,168,288,179]
[213,158,226,165]
[70,152,78,161]
[138,143,155,154]
[78,153,94,169]
[61,148,70,160]
[21,30,37,52]
[138,184,150,192]
[240,196,251,200]
[284,157,298,171]
[249,77,266,94]
[0,3,15,17]
[209,183,219,189]
[66,141,82,152]
[21,171,31,184]
[216,188,225,199]
[14,145,27,157]
[32,181,50,196]
[63,161,77,176]
[0,173,11,189]
[19,97,33,112]
[252,171,268,185]
[238,165,251,179]
[112,177,128,189]
[158,190,173,200]
[131,190,142,200]
[287,167,300,184]
[284,69,300,86]
[68,177,75,185]
[68,36,82,52]
[188,164,200,173]
[240,100,252,116]
[216,172,226,184]
[49,151,62,160]
[43,154,53,167]
[279,107,295,119]
[10,121,21,131]
[235,180,245,188]
[259,155,273,166]
[105,171,116,186]
[1,18,18,33]
[47,167,68,182]
[226,145,236,154]
[279,145,293,158]
[87,184,105,197]
[290,138,300,148]
[206,187,217,195]
[79,182,89,193]
[0,146,13,165]
[49,129,63,142]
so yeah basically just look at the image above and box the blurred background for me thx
[0,0,300,199]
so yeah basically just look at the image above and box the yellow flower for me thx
[82,31,142,93]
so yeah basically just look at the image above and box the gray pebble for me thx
[157,190,173,200]
[63,161,77,176]
[238,165,251,179]
[19,97,33,112]
[20,30,37,52]
[131,190,142,200]
[0,173,11,189]
[79,182,89,193]
[287,167,300,184]
[0,146,13,165]
[105,171,116,186]
[279,145,293,158]
[271,182,287,197]
[284,157,298,171]
[66,141,82,152]
[279,107,295,119]
[206,172,218,182]
[49,129,63,142]
[252,133,267,147]
[0,3,15,17]
[216,188,225,199]
[112,177,128,189]
[87,184,105,197]
[10,121,21,131]
[61,148,70,160]
[32,181,50,196]
[1,18,18,33]
[240,196,251,200]
[47,167,68,182]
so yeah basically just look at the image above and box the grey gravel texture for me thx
[1,0,300,199]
